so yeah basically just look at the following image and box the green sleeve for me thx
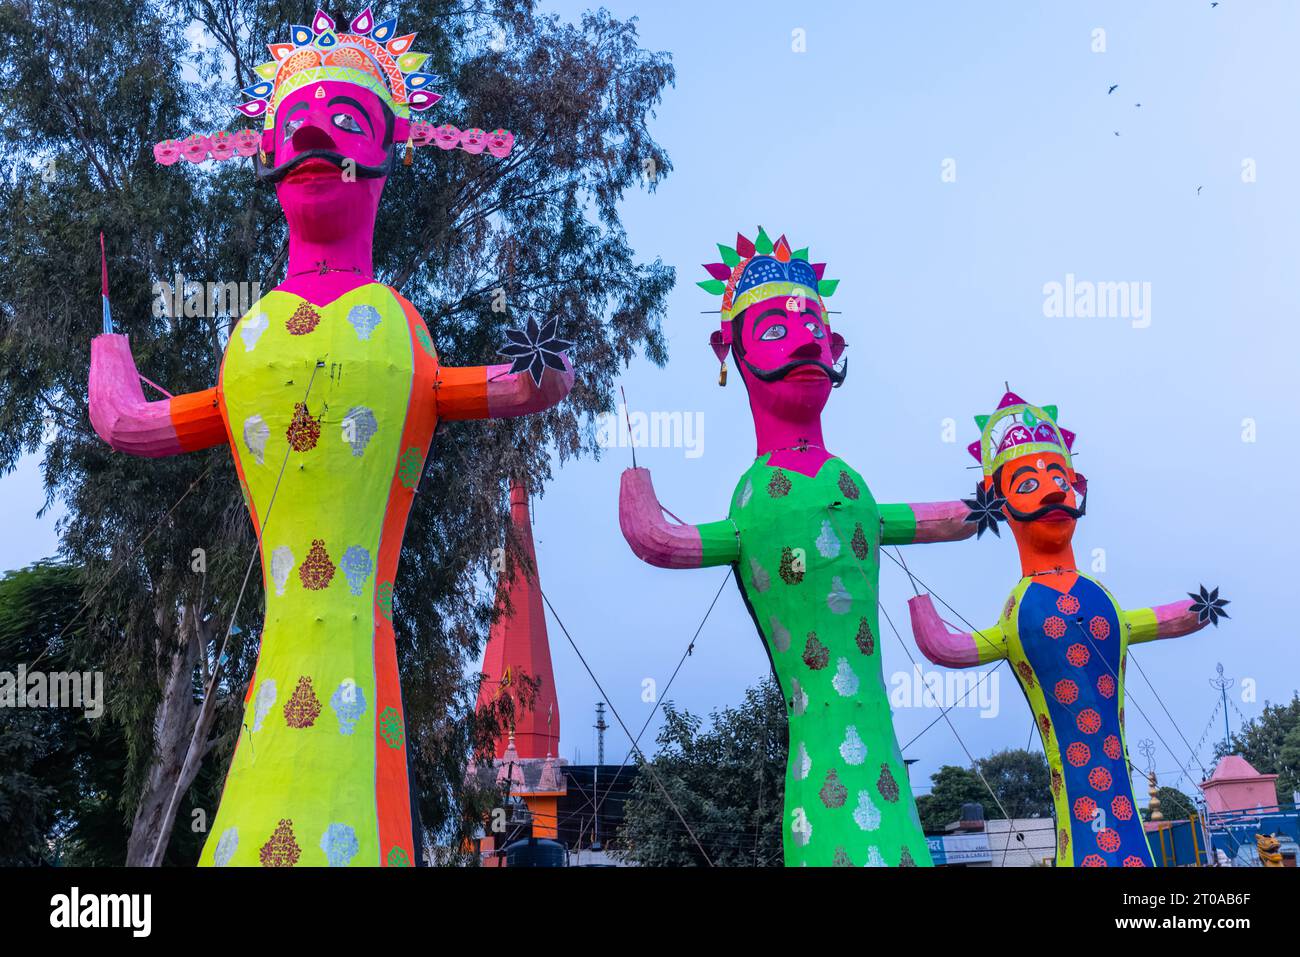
[971,621,1009,664]
[878,503,917,546]
[697,518,741,567]
[1124,607,1160,645]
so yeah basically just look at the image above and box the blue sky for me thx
[4,1,1297,803]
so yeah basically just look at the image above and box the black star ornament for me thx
[500,317,574,386]
[1188,585,1230,627]
[962,481,1008,538]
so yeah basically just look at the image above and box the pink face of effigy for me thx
[732,294,840,427]
[270,81,394,240]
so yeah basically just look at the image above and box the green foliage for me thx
[619,677,787,867]
[915,764,987,832]
[976,748,1052,819]
[1142,785,1197,822]
[0,0,674,862]
[916,748,1051,831]
[1214,692,1300,801]
[0,562,130,864]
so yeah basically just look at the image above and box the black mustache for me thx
[254,147,393,184]
[740,356,848,387]
[1004,497,1087,523]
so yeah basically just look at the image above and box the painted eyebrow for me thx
[328,96,375,135]
[748,308,789,335]
[1045,462,1068,475]
[281,102,309,125]
[1009,466,1037,482]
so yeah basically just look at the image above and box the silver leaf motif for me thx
[815,520,840,559]
[827,576,853,614]
[243,414,270,465]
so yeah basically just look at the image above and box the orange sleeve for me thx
[434,364,490,421]
[170,387,229,452]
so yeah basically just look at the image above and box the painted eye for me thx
[759,324,787,341]
[805,321,825,339]
[332,113,363,133]
[283,118,305,140]
[1052,474,1070,492]
[1015,477,1040,494]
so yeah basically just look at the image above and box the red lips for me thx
[786,365,829,381]
[284,157,341,183]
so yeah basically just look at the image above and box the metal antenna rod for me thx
[620,386,637,469]
[1209,663,1235,753]
[594,701,608,765]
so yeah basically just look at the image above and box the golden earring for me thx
[403,131,414,166]
[718,359,727,386]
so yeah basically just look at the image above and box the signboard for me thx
[927,832,992,865]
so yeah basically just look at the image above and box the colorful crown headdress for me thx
[698,227,839,323]
[967,389,1076,479]
[152,7,513,165]
[240,7,438,128]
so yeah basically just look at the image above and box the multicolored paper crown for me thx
[237,7,440,129]
[968,389,1076,479]
[698,227,839,322]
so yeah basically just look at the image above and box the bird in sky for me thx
[1108,84,1118,94]
[1197,186,1204,195]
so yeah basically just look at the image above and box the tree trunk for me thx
[124,603,218,866]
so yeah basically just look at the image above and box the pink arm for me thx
[1153,600,1205,638]
[907,593,1003,667]
[910,501,977,544]
[89,334,226,458]
[880,501,975,545]
[619,468,739,569]
[620,468,704,568]
[487,356,574,419]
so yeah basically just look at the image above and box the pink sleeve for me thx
[909,501,977,544]
[485,356,575,419]
[619,468,709,569]
[908,593,987,667]
[89,334,225,457]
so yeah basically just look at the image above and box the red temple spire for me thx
[476,477,561,760]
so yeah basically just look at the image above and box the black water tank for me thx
[504,837,567,867]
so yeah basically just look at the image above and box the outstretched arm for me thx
[1125,587,1228,645]
[434,357,574,421]
[907,592,1007,667]
[619,467,739,569]
[387,290,575,421]
[89,334,227,458]
[879,501,976,546]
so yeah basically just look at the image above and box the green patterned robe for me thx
[699,454,930,867]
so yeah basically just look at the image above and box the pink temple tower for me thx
[476,478,561,760]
